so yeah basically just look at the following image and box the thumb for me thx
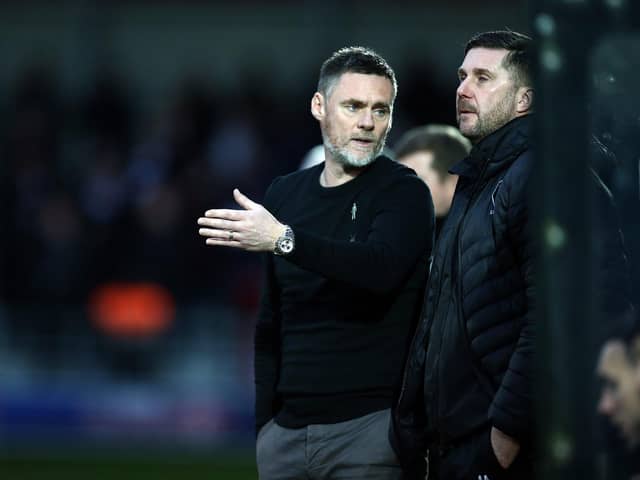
[233,188,259,210]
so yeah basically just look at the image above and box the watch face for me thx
[275,226,294,256]
[278,238,294,254]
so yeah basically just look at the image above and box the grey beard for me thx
[323,135,385,168]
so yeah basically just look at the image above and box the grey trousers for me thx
[256,409,402,480]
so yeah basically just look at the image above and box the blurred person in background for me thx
[198,46,434,479]
[589,93,638,480]
[391,30,536,479]
[597,336,640,478]
[394,124,471,238]
[298,144,325,170]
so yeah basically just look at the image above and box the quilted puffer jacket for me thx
[390,115,535,477]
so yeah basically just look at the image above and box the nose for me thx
[457,78,471,99]
[597,388,616,416]
[357,109,375,131]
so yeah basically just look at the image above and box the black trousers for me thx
[428,427,533,480]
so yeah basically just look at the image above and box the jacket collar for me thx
[450,115,532,180]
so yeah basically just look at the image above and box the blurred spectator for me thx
[32,189,87,302]
[589,115,638,480]
[298,144,325,170]
[394,124,470,238]
[3,66,63,302]
[597,336,640,478]
[82,71,133,148]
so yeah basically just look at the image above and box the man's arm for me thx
[283,177,431,294]
[198,176,433,294]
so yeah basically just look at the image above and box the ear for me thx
[311,92,325,121]
[516,87,534,114]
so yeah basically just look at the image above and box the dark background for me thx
[1,1,638,478]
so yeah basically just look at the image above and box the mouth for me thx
[351,138,375,146]
[457,101,476,116]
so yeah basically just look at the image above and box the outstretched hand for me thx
[198,189,286,252]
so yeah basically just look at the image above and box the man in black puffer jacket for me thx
[391,31,536,479]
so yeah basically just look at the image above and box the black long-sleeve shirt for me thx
[254,156,433,430]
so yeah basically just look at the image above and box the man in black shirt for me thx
[198,47,433,479]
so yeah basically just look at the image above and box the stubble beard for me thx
[459,91,518,143]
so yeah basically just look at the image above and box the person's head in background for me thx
[395,124,471,218]
[597,336,640,448]
[457,30,533,144]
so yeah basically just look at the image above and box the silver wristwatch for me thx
[274,225,295,256]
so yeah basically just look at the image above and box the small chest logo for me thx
[349,202,357,242]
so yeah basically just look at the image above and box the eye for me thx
[373,108,388,118]
[345,103,357,112]
[478,75,489,82]
[458,73,467,82]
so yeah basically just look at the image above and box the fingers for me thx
[199,227,244,249]
[199,189,264,250]
[197,216,238,230]
[198,227,234,240]
[233,188,260,210]
[198,205,245,247]
[490,426,520,469]
[205,238,242,248]
[204,208,242,220]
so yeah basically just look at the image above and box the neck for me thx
[320,156,365,187]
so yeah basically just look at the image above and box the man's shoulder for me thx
[503,147,534,188]
[371,155,416,177]
[369,156,429,189]
[277,163,322,185]
[362,157,432,213]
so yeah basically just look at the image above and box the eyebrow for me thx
[458,67,495,77]
[341,99,390,109]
